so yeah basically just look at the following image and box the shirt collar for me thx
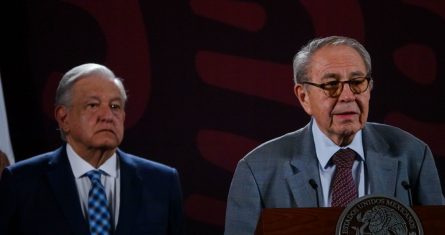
[311,119,365,169]
[66,143,118,178]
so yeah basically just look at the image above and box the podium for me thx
[255,206,445,235]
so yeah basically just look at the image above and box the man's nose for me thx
[98,105,114,120]
[338,83,355,100]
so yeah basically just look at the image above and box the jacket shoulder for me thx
[365,122,427,146]
[241,125,311,166]
[118,150,178,175]
[5,149,61,176]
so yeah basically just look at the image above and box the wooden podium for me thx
[255,206,445,235]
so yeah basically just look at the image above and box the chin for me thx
[94,140,120,149]
[94,145,117,151]
[335,123,361,135]
[341,127,361,137]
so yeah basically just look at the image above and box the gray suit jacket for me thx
[224,121,444,235]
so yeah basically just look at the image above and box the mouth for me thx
[96,129,116,135]
[332,111,359,120]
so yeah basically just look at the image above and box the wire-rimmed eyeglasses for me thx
[302,76,372,98]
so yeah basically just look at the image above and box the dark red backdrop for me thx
[2,0,445,234]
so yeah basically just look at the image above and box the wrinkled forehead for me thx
[308,45,367,80]
[73,75,120,93]
[72,74,127,101]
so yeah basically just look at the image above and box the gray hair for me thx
[292,36,372,84]
[55,63,127,140]
[55,63,127,106]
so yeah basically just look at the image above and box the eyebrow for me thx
[110,97,124,103]
[83,96,123,103]
[321,71,366,80]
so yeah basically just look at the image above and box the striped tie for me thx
[331,148,358,207]
[86,170,112,235]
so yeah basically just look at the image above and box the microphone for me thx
[401,181,413,207]
[309,179,320,208]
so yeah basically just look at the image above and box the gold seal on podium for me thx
[336,195,423,235]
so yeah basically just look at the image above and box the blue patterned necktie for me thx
[86,170,112,235]
[331,148,358,207]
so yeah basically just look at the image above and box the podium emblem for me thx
[336,195,423,235]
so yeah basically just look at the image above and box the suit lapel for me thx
[46,146,90,235]
[286,156,321,207]
[286,122,322,207]
[284,123,401,207]
[114,150,143,235]
[363,126,399,197]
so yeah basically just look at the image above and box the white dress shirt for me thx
[311,120,368,207]
[66,144,121,227]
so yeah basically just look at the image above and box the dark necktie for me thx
[86,170,112,235]
[331,148,358,207]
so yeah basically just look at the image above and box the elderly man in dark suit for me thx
[0,63,184,235]
[224,36,445,235]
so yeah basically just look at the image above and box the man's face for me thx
[294,45,371,145]
[56,75,125,151]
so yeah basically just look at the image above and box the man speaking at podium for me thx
[224,36,445,235]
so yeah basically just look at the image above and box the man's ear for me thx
[294,84,312,115]
[54,105,69,132]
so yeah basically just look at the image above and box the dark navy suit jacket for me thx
[0,145,184,235]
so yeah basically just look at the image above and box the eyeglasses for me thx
[302,76,372,98]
